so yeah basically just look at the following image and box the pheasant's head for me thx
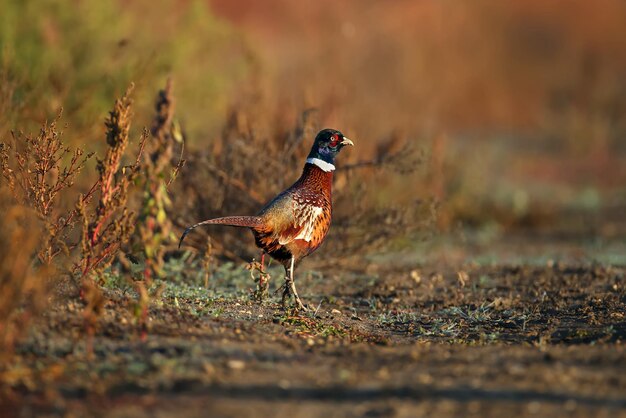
[306,129,354,171]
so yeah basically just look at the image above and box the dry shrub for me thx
[0,83,153,284]
[0,187,51,358]
[77,84,145,279]
[173,101,432,267]
[0,81,184,347]
[0,113,94,266]
[76,84,148,340]
[0,84,147,351]
[329,134,434,264]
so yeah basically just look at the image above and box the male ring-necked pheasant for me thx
[179,129,354,310]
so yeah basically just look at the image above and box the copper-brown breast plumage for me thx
[252,164,333,263]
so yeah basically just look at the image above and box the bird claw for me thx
[294,298,308,312]
[279,283,307,311]
[280,299,308,312]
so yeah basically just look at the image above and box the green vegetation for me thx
[0,0,249,140]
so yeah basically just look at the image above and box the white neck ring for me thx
[306,158,335,172]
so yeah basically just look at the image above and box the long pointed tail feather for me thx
[178,216,264,248]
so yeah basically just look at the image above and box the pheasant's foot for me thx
[289,280,308,311]
[293,296,308,311]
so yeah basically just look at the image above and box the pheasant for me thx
[179,129,354,310]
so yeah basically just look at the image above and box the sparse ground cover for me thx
[2,230,625,418]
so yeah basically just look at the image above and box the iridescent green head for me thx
[306,129,354,171]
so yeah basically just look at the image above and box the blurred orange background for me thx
[2,0,625,240]
[206,0,626,233]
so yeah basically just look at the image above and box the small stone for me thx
[457,271,469,287]
[331,309,341,316]
[227,360,245,370]
[377,367,390,379]
[410,270,422,284]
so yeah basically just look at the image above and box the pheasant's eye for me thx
[329,134,340,147]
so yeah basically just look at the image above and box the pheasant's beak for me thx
[341,137,354,147]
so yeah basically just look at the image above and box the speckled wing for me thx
[278,200,323,245]
[280,189,332,249]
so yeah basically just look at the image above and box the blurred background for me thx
[2,0,626,264]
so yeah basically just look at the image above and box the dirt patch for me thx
[1,260,625,418]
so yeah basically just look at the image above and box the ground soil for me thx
[1,236,625,418]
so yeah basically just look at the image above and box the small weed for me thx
[135,78,184,281]
[377,311,420,326]
[445,304,493,323]
[478,275,494,287]
[246,259,271,301]
[101,271,134,294]
[274,312,346,338]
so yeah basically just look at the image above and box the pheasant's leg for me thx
[281,264,292,307]
[287,256,307,311]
